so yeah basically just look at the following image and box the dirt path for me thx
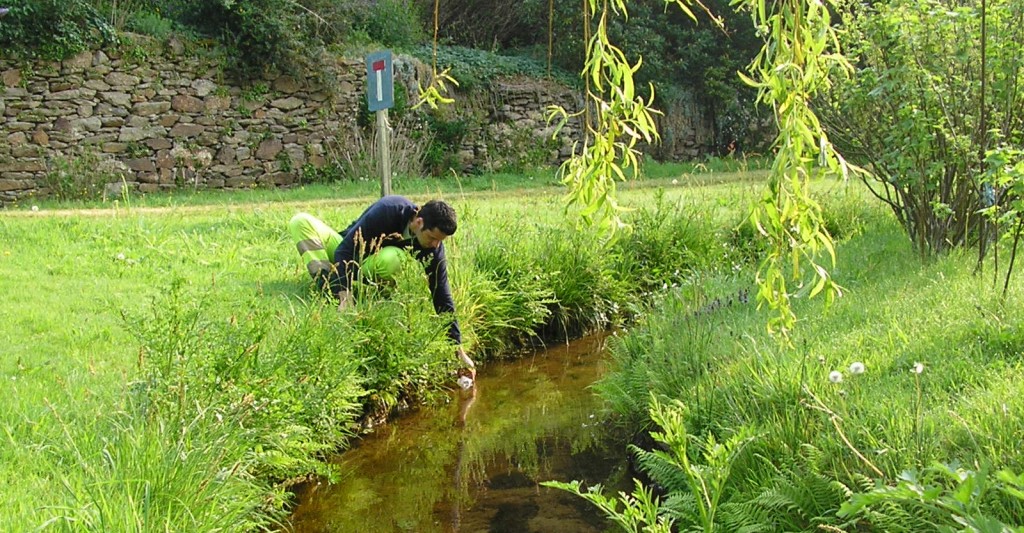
[0,171,767,218]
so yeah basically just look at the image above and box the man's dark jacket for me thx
[331,195,461,344]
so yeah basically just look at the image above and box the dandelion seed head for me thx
[671,179,679,185]
[912,362,924,374]
[31,205,38,212]
[828,370,843,383]
[849,362,865,375]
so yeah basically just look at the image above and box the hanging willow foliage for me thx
[547,0,702,238]
[547,0,856,338]
[412,0,458,110]
[736,0,861,336]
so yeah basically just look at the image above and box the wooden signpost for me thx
[365,51,394,197]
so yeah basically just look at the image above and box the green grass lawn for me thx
[0,164,766,531]
[3,162,1018,531]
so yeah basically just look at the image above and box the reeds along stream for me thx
[288,334,624,533]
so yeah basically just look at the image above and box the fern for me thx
[838,462,1024,532]
[717,448,851,532]
[632,444,694,494]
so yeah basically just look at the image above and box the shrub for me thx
[0,0,115,60]
[42,151,127,202]
[348,0,425,50]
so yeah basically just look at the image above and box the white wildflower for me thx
[671,179,679,185]
[912,362,925,374]
[31,205,39,212]
[828,370,843,383]
[849,362,865,375]
[116,253,126,261]
[194,149,213,167]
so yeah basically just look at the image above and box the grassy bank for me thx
[0,167,767,530]
[589,190,1024,530]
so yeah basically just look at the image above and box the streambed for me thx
[288,334,624,532]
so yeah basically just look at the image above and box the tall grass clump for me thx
[344,263,463,414]
[611,189,734,297]
[123,279,366,481]
[459,218,556,356]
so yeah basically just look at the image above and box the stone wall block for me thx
[62,52,94,72]
[169,123,205,138]
[101,92,132,107]
[204,95,231,112]
[32,130,49,146]
[119,127,150,142]
[0,179,32,192]
[155,151,175,169]
[101,117,126,128]
[105,72,140,86]
[158,115,180,128]
[215,146,236,165]
[146,138,172,150]
[171,95,205,113]
[271,97,303,111]
[84,80,111,94]
[284,145,306,166]
[127,116,151,128]
[0,159,46,172]
[126,158,156,172]
[191,79,217,97]
[2,69,21,87]
[133,102,172,116]
[255,139,283,160]
[273,76,300,94]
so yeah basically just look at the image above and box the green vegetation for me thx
[0,171,750,530]
[822,0,1024,258]
[552,185,1024,530]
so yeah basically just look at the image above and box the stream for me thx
[288,333,625,532]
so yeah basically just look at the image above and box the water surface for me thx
[289,334,622,532]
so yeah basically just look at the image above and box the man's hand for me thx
[456,346,475,380]
[336,290,353,311]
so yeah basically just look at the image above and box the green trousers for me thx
[288,213,408,288]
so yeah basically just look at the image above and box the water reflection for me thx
[289,334,622,532]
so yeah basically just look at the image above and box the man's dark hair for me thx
[418,200,457,235]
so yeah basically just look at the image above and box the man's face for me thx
[411,217,449,249]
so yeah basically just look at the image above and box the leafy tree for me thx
[413,0,766,154]
[820,0,1024,257]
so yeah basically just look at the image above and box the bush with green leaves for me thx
[611,189,729,295]
[410,45,573,91]
[347,0,425,50]
[545,395,756,532]
[821,0,1024,256]
[0,0,115,60]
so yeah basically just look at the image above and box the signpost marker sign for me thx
[366,51,394,197]
[366,51,394,112]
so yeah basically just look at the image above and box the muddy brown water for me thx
[288,334,626,533]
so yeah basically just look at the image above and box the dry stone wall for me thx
[0,42,590,205]
[0,43,363,204]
